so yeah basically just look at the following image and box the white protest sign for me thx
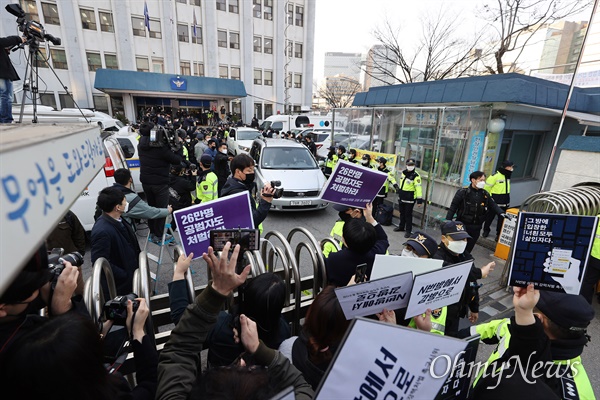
[405,261,473,318]
[316,318,469,400]
[371,254,443,280]
[335,272,414,319]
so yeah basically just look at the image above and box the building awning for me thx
[94,69,247,100]
[499,104,600,126]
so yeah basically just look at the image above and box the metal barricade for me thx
[84,257,117,323]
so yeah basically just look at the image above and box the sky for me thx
[312,0,595,82]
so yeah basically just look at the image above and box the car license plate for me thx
[290,200,312,206]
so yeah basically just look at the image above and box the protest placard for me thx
[434,335,480,400]
[371,254,443,280]
[173,191,254,259]
[316,318,475,400]
[508,212,598,295]
[320,160,388,208]
[405,261,473,319]
[334,272,414,319]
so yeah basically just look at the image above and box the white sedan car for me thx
[227,127,262,155]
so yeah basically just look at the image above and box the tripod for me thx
[13,39,88,124]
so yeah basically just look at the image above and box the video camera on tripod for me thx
[5,4,61,47]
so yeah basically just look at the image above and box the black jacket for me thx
[325,223,389,286]
[432,243,481,314]
[446,185,503,225]
[168,174,196,211]
[0,36,22,81]
[91,214,141,295]
[213,151,230,189]
[138,123,182,186]
[221,177,271,228]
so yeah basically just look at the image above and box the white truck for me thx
[259,114,344,133]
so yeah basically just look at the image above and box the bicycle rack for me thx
[83,257,117,324]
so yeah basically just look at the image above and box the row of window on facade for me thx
[253,103,302,120]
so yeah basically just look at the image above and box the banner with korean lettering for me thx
[335,272,414,320]
[316,318,471,400]
[462,131,485,186]
[173,191,254,259]
[405,261,473,318]
[354,149,397,172]
[320,160,388,208]
[508,212,598,295]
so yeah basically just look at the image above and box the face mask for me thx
[406,166,415,171]
[401,248,418,258]
[243,172,255,185]
[220,149,228,154]
[362,160,369,166]
[476,181,486,189]
[123,201,129,213]
[447,239,467,254]
[348,154,354,160]
[185,139,191,143]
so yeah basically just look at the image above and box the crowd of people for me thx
[0,106,598,399]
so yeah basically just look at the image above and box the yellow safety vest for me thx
[196,172,218,203]
[379,168,397,194]
[323,220,344,257]
[485,171,510,196]
[325,154,339,170]
[408,307,447,335]
[591,214,600,260]
[397,170,423,200]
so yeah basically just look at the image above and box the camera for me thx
[149,125,182,152]
[47,248,84,290]
[5,4,61,46]
[270,180,284,199]
[104,293,140,326]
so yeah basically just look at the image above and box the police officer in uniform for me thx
[196,154,218,203]
[582,214,600,304]
[323,146,338,177]
[337,145,347,162]
[323,204,364,258]
[360,154,373,168]
[373,156,398,212]
[394,159,423,238]
[483,160,514,241]
[348,149,358,164]
[446,170,504,253]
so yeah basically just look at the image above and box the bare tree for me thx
[480,0,592,74]
[316,76,363,109]
[364,10,486,85]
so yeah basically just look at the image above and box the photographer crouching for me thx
[138,117,182,244]
[169,163,197,212]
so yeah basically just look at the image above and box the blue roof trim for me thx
[352,73,600,114]
[560,136,600,153]
[93,69,247,98]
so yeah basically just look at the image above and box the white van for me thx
[259,114,344,133]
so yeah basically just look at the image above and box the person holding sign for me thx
[372,156,398,213]
[394,158,423,238]
[323,204,364,258]
[325,203,389,287]
[221,154,275,230]
[433,221,495,337]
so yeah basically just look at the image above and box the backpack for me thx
[374,203,394,226]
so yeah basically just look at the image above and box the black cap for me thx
[406,158,416,165]
[362,154,371,160]
[537,291,594,331]
[328,146,336,151]
[200,154,213,167]
[404,232,438,257]
[441,220,472,240]
[501,160,515,168]
[338,145,346,153]
[377,156,387,164]
[332,203,351,212]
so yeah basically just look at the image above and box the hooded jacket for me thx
[138,122,182,186]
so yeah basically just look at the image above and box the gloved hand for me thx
[393,183,400,192]
[501,213,515,220]
[416,198,424,205]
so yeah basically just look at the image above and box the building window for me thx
[99,11,114,32]
[294,74,302,88]
[192,25,202,44]
[50,49,67,69]
[254,69,262,85]
[294,43,303,58]
[508,133,542,179]
[219,65,228,79]
[264,38,272,54]
[177,23,189,42]
[287,3,293,24]
[191,0,201,5]
[264,70,272,86]
[216,0,225,11]
[105,54,118,69]
[136,56,149,72]
[86,52,102,71]
[295,5,303,26]
[40,93,56,108]
[35,48,48,68]
[217,30,227,47]
[21,0,40,22]
[292,105,301,113]
[232,100,241,115]
[229,0,239,13]
[252,0,261,18]
[254,103,263,120]
[93,95,109,112]
[229,32,239,49]
[265,103,273,118]
[176,0,186,3]
[253,36,262,52]
[231,66,240,80]
[180,61,191,75]
[286,73,292,88]
[149,20,162,39]
[80,8,96,30]
[263,0,272,20]
[132,16,146,37]
[59,94,75,109]
[41,2,60,25]
[194,62,204,76]
[285,40,292,56]
[152,59,164,73]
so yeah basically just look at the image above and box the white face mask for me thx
[220,149,228,154]
[406,166,415,171]
[362,160,369,166]
[476,181,486,189]
[446,239,467,254]
[122,201,129,213]
[401,248,418,258]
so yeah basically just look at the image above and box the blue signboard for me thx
[462,131,485,186]
[170,77,187,91]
